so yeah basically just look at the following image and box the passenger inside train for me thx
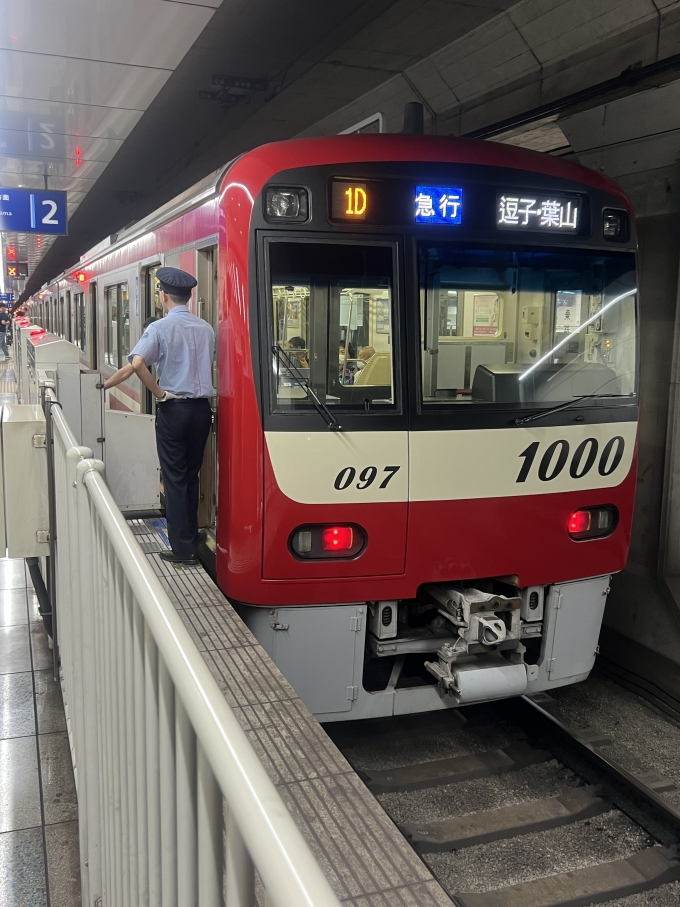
[271,242,395,407]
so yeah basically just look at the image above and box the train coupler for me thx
[425,649,528,704]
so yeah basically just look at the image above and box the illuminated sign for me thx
[6,263,28,279]
[415,186,463,224]
[0,188,68,235]
[331,181,368,220]
[497,194,580,231]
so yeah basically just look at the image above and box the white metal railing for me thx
[47,392,341,907]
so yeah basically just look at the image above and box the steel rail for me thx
[510,695,680,846]
[77,458,340,907]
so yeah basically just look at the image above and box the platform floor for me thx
[0,559,81,907]
[135,516,454,906]
[0,346,18,404]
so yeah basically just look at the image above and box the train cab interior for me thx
[420,245,637,408]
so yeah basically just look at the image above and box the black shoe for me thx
[159,550,199,566]
[196,528,208,543]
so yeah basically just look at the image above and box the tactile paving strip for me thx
[0,356,18,398]
[132,517,453,906]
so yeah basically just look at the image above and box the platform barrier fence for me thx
[45,389,340,907]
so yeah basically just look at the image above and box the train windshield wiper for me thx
[515,393,635,426]
[272,344,342,432]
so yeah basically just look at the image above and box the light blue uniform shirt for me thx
[129,305,215,398]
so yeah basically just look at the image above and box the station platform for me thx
[132,516,454,907]
[0,557,81,907]
[0,351,80,905]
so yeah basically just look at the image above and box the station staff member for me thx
[129,267,214,565]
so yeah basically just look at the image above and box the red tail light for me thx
[568,510,591,535]
[568,506,618,540]
[322,526,353,551]
[290,524,366,559]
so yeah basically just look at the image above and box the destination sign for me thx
[324,174,595,238]
[497,194,581,232]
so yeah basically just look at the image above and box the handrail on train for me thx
[44,387,340,907]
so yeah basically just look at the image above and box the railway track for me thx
[326,694,680,907]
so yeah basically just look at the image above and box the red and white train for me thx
[28,135,638,721]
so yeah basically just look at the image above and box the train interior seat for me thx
[354,351,391,386]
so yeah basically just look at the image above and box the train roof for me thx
[234,134,630,207]
[44,133,630,289]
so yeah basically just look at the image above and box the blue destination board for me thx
[0,188,68,235]
[415,186,463,224]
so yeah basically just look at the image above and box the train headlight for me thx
[603,208,629,242]
[264,186,309,223]
[290,523,365,559]
[568,506,618,540]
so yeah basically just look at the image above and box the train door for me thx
[196,246,218,534]
[261,238,407,580]
[89,283,98,369]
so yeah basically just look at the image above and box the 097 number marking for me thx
[516,436,625,484]
[334,465,400,491]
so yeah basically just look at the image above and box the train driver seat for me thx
[354,351,391,386]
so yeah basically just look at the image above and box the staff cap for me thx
[157,267,197,295]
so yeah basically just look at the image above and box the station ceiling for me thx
[1,0,220,293]
[7,0,515,300]
[9,0,680,302]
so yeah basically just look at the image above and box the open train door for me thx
[196,246,218,535]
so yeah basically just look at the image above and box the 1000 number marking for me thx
[334,465,400,491]
[517,436,625,483]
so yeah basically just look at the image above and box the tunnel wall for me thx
[603,212,680,666]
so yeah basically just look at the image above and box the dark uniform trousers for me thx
[155,398,212,557]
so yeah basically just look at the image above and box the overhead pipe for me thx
[402,102,425,135]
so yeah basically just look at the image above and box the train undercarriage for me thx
[237,573,611,722]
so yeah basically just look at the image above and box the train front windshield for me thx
[419,246,637,407]
[265,240,636,416]
[269,241,397,409]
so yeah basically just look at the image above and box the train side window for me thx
[66,291,73,343]
[120,284,130,362]
[268,240,396,411]
[74,292,86,352]
[105,285,119,366]
[104,282,129,367]
[89,284,98,369]
[74,293,80,348]
[144,264,163,321]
